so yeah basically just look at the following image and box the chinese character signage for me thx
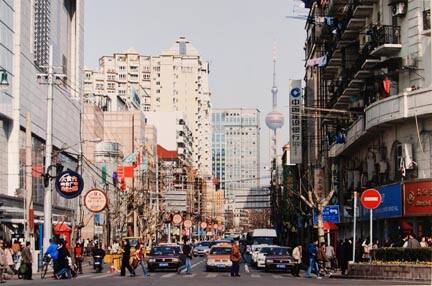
[84,188,108,213]
[54,170,84,199]
[403,180,432,216]
[314,168,325,199]
[289,79,302,164]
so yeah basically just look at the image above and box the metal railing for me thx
[376,25,401,46]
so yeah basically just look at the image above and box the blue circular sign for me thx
[55,170,84,199]
[290,87,301,98]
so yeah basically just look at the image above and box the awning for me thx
[323,221,338,231]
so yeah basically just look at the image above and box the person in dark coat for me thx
[340,239,352,276]
[21,242,33,280]
[120,240,136,277]
[56,240,72,279]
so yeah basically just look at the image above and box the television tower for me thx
[265,45,284,182]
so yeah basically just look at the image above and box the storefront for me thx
[402,180,432,237]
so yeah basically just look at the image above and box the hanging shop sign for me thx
[289,79,302,164]
[403,180,432,216]
[360,183,402,219]
[172,214,183,225]
[84,189,108,213]
[54,170,84,199]
[213,223,219,230]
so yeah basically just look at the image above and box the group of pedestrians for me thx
[0,239,33,282]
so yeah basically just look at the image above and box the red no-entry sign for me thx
[361,189,382,209]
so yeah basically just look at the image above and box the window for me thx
[33,0,51,68]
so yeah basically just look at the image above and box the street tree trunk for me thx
[316,204,325,243]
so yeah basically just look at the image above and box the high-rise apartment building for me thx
[84,37,212,178]
[212,109,260,206]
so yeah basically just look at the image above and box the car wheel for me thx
[264,267,268,272]
[206,267,211,272]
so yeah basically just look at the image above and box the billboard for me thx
[403,180,432,216]
[289,79,302,164]
[360,183,402,219]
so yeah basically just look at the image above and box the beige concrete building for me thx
[83,37,212,178]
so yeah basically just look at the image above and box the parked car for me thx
[205,243,232,272]
[264,247,295,272]
[193,241,211,256]
[251,244,269,266]
[148,245,182,272]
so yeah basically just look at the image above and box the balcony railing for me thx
[370,25,402,56]
[376,25,401,46]
[424,9,431,31]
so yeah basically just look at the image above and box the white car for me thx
[251,244,269,266]
[255,245,279,269]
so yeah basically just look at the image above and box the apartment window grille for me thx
[33,0,51,68]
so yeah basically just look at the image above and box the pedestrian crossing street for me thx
[75,272,294,280]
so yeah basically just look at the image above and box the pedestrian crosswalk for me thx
[74,271,297,280]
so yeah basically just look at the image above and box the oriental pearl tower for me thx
[265,46,284,182]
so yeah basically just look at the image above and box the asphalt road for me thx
[4,257,429,286]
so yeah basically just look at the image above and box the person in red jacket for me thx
[230,239,241,277]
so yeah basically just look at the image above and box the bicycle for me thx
[41,255,52,279]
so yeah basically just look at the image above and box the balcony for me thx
[423,9,431,36]
[370,25,402,56]
[329,88,432,157]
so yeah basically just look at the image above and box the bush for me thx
[371,247,432,263]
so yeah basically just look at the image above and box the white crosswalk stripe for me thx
[206,273,218,278]
[272,274,283,279]
[251,274,261,278]
[184,273,197,278]
[76,274,94,279]
[161,273,176,278]
[90,273,117,279]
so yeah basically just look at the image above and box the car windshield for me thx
[252,237,275,245]
[210,247,231,255]
[151,246,178,256]
[271,248,290,256]
[197,242,210,247]
[260,247,274,255]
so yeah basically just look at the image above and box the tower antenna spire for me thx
[272,41,277,88]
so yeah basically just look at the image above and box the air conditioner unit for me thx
[392,2,407,17]
[402,55,416,67]
[402,143,415,169]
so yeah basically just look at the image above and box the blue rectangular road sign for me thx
[313,205,340,225]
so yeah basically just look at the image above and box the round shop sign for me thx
[84,189,108,213]
[184,219,192,229]
[172,214,183,225]
[290,87,301,98]
[55,170,84,199]
[200,222,207,229]
[212,224,219,230]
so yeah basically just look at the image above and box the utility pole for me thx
[38,45,66,252]
[25,113,34,251]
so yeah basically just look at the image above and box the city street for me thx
[4,257,428,286]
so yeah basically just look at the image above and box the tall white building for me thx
[212,109,261,207]
[0,0,84,236]
[84,37,212,178]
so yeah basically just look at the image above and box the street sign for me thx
[361,189,382,209]
[172,214,182,225]
[183,219,192,228]
[84,189,108,213]
[95,225,103,235]
[313,205,340,225]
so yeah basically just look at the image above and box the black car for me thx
[148,245,182,272]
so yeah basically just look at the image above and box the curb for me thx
[329,274,431,283]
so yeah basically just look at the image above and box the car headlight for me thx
[266,259,274,263]
[207,259,216,265]
[149,258,155,262]
[172,258,179,262]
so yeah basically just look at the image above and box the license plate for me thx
[276,264,286,269]
[217,264,225,268]
[159,263,169,267]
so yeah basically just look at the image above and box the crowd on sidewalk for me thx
[0,239,33,283]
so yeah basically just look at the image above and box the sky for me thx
[84,0,307,185]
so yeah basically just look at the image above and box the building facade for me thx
[83,37,212,178]
[0,0,84,242]
[303,0,432,241]
[212,108,261,212]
